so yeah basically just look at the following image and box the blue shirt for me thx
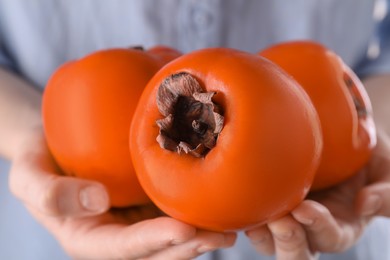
[0,0,390,259]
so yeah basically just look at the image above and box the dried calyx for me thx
[156,72,224,158]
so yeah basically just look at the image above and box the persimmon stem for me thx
[155,72,224,157]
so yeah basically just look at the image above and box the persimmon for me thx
[130,48,323,231]
[42,46,181,207]
[260,41,376,190]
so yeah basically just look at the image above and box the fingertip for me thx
[268,217,296,242]
[79,184,110,213]
[119,216,198,258]
[292,200,330,226]
[147,217,197,245]
[267,215,310,254]
[223,232,237,248]
[245,225,275,255]
[356,187,383,217]
[245,225,271,244]
[294,200,328,213]
[205,230,238,248]
[41,177,110,217]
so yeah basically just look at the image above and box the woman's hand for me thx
[246,128,390,260]
[8,128,236,259]
[246,175,367,260]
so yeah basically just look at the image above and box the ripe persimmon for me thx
[42,46,181,207]
[130,48,323,231]
[260,41,376,190]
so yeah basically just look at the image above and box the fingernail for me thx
[79,186,109,212]
[361,195,381,216]
[273,229,294,241]
[297,217,315,226]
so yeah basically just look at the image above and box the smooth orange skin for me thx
[130,48,323,231]
[260,41,377,191]
[42,47,177,207]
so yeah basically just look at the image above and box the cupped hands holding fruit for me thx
[41,40,377,231]
[21,41,384,260]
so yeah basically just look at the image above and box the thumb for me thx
[9,129,110,218]
[356,183,390,218]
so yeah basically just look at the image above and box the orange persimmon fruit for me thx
[42,46,181,207]
[130,48,323,231]
[260,40,376,191]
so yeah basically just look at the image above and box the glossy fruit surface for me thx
[260,41,376,190]
[42,46,180,207]
[130,48,323,231]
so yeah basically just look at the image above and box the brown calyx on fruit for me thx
[156,72,224,158]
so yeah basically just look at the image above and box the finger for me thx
[267,214,315,260]
[8,129,110,217]
[356,183,390,217]
[245,225,275,255]
[147,230,236,260]
[366,128,390,183]
[292,200,363,252]
[60,217,200,259]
